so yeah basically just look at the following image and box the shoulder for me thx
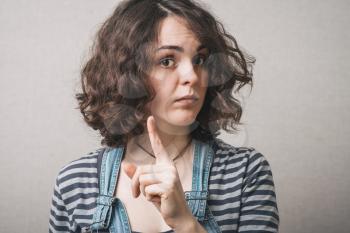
[211,139,272,185]
[54,147,106,205]
[211,139,280,231]
[212,137,267,163]
[56,147,104,184]
[50,148,107,230]
[210,138,277,203]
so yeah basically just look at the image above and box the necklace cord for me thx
[135,138,192,161]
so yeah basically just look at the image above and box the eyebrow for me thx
[156,44,207,53]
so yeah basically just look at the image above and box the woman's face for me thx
[147,16,209,135]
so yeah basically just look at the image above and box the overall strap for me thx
[184,139,215,221]
[90,147,124,230]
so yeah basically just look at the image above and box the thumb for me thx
[122,161,137,179]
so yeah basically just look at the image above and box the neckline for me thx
[110,139,200,232]
[108,138,215,232]
[118,138,199,187]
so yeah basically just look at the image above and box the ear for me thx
[122,161,137,179]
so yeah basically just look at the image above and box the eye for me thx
[159,56,176,68]
[193,54,207,66]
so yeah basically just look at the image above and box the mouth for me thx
[175,95,199,102]
[174,95,199,106]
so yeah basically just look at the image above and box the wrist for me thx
[173,216,206,233]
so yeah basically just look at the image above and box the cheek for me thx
[199,75,208,97]
[200,70,209,88]
[149,87,168,113]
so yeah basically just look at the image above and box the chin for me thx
[172,112,197,126]
[170,117,201,135]
[169,115,198,127]
[155,111,193,124]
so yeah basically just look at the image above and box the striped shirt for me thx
[49,138,279,232]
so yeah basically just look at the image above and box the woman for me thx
[49,0,279,232]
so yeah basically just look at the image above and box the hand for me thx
[122,116,194,229]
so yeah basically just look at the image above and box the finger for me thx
[131,165,151,198]
[149,195,161,211]
[122,162,137,179]
[144,183,168,201]
[150,196,161,203]
[139,173,160,186]
[139,172,161,197]
[147,116,171,164]
[131,164,163,198]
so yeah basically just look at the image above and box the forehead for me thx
[156,16,200,47]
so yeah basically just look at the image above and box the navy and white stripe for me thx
[49,139,279,232]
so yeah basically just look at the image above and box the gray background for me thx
[1,0,349,232]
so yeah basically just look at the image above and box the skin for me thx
[122,16,209,233]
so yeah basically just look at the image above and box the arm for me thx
[173,215,207,233]
[49,177,71,233]
[238,149,280,232]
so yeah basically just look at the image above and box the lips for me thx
[175,95,199,101]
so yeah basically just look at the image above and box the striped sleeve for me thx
[238,149,279,232]
[49,176,71,233]
[48,150,101,233]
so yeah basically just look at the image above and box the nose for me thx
[178,59,200,86]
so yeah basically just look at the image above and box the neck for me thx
[135,129,191,156]
[127,119,194,162]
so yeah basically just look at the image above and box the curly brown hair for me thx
[75,0,255,148]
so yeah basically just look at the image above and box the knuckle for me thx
[144,185,150,192]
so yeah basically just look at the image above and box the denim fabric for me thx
[88,139,221,233]
[90,147,125,231]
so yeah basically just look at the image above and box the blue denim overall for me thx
[87,139,222,233]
